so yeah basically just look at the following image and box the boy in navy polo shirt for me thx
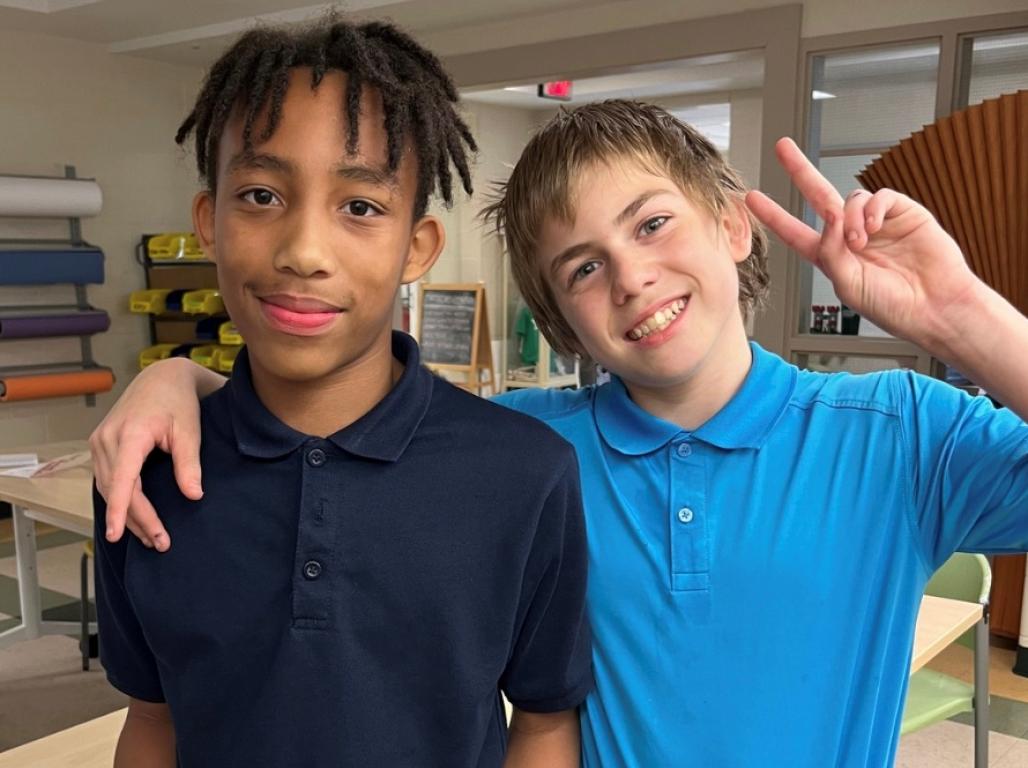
[94,100,1027,767]
[91,20,591,767]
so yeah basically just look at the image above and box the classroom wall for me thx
[422,0,1028,58]
[0,28,202,450]
[424,101,546,343]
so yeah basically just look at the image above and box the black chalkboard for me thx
[419,288,478,365]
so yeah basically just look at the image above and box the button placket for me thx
[669,442,710,592]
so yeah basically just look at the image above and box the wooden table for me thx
[0,440,94,649]
[910,594,984,673]
[0,708,124,768]
[0,593,985,766]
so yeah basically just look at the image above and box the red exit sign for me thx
[538,80,573,101]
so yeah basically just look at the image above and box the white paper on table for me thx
[0,451,91,477]
[0,453,38,468]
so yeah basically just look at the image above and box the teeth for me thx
[628,299,687,339]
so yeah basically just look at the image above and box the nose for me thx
[610,248,658,306]
[272,204,335,278]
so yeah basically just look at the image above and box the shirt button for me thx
[306,448,326,467]
[676,443,692,458]
[677,507,694,524]
[302,560,323,580]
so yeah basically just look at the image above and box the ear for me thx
[401,214,445,283]
[192,191,217,264]
[721,196,753,264]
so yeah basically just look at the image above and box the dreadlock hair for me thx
[175,16,477,219]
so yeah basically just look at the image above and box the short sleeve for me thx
[900,372,1028,570]
[93,484,165,702]
[500,449,593,712]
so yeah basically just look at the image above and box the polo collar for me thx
[228,331,433,462]
[594,342,796,455]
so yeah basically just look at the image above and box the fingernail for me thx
[106,527,113,540]
[846,229,859,242]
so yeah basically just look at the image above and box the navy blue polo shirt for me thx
[94,332,592,767]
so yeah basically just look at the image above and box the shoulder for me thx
[426,376,582,469]
[789,366,916,418]
[491,385,595,423]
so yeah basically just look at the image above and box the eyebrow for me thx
[226,152,397,189]
[548,189,670,279]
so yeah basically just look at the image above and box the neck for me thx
[625,321,753,431]
[250,330,402,437]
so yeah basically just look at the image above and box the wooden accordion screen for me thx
[858,89,1028,315]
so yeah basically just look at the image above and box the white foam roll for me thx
[0,175,103,218]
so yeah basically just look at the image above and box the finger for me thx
[863,188,903,236]
[817,208,859,290]
[843,189,873,250]
[125,519,154,549]
[169,422,204,501]
[774,138,844,219]
[87,432,112,502]
[103,431,158,542]
[129,481,171,553]
[745,189,822,267]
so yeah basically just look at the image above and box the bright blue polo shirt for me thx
[497,342,1028,767]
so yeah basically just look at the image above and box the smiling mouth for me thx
[258,295,343,334]
[626,298,688,340]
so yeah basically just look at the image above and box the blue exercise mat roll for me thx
[0,247,104,285]
[0,310,110,338]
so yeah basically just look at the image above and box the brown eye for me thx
[344,200,381,217]
[241,188,280,206]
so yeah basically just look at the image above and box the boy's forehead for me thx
[217,68,408,180]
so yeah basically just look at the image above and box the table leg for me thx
[0,505,41,649]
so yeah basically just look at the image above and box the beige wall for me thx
[424,101,546,342]
[0,29,201,449]
[424,1,1028,58]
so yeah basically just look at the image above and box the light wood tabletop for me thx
[910,594,983,674]
[0,440,92,535]
[0,708,124,768]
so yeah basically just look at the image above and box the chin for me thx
[249,347,350,383]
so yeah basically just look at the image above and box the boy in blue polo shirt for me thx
[91,20,591,767]
[94,99,1027,767]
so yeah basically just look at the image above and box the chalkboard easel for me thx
[417,283,494,395]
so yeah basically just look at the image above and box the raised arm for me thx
[89,356,224,551]
[747,138,1028,420]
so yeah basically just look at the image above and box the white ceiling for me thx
[0,0,609,67]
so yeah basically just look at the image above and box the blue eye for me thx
[641,216,668,235]
[571,261,599,284]
[241,188,280,206]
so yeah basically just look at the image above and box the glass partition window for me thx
[960,29,1028,108]
[801,42,941,339]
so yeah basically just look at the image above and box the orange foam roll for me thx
[0,368,115,402]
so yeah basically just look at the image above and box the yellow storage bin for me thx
[213,345,241,373]
[129,289,172,314]
[182,289,224,315]
[188,345,220,369]
[138,344,180,370]
[147,232,205,261]
[218,321,244,346]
